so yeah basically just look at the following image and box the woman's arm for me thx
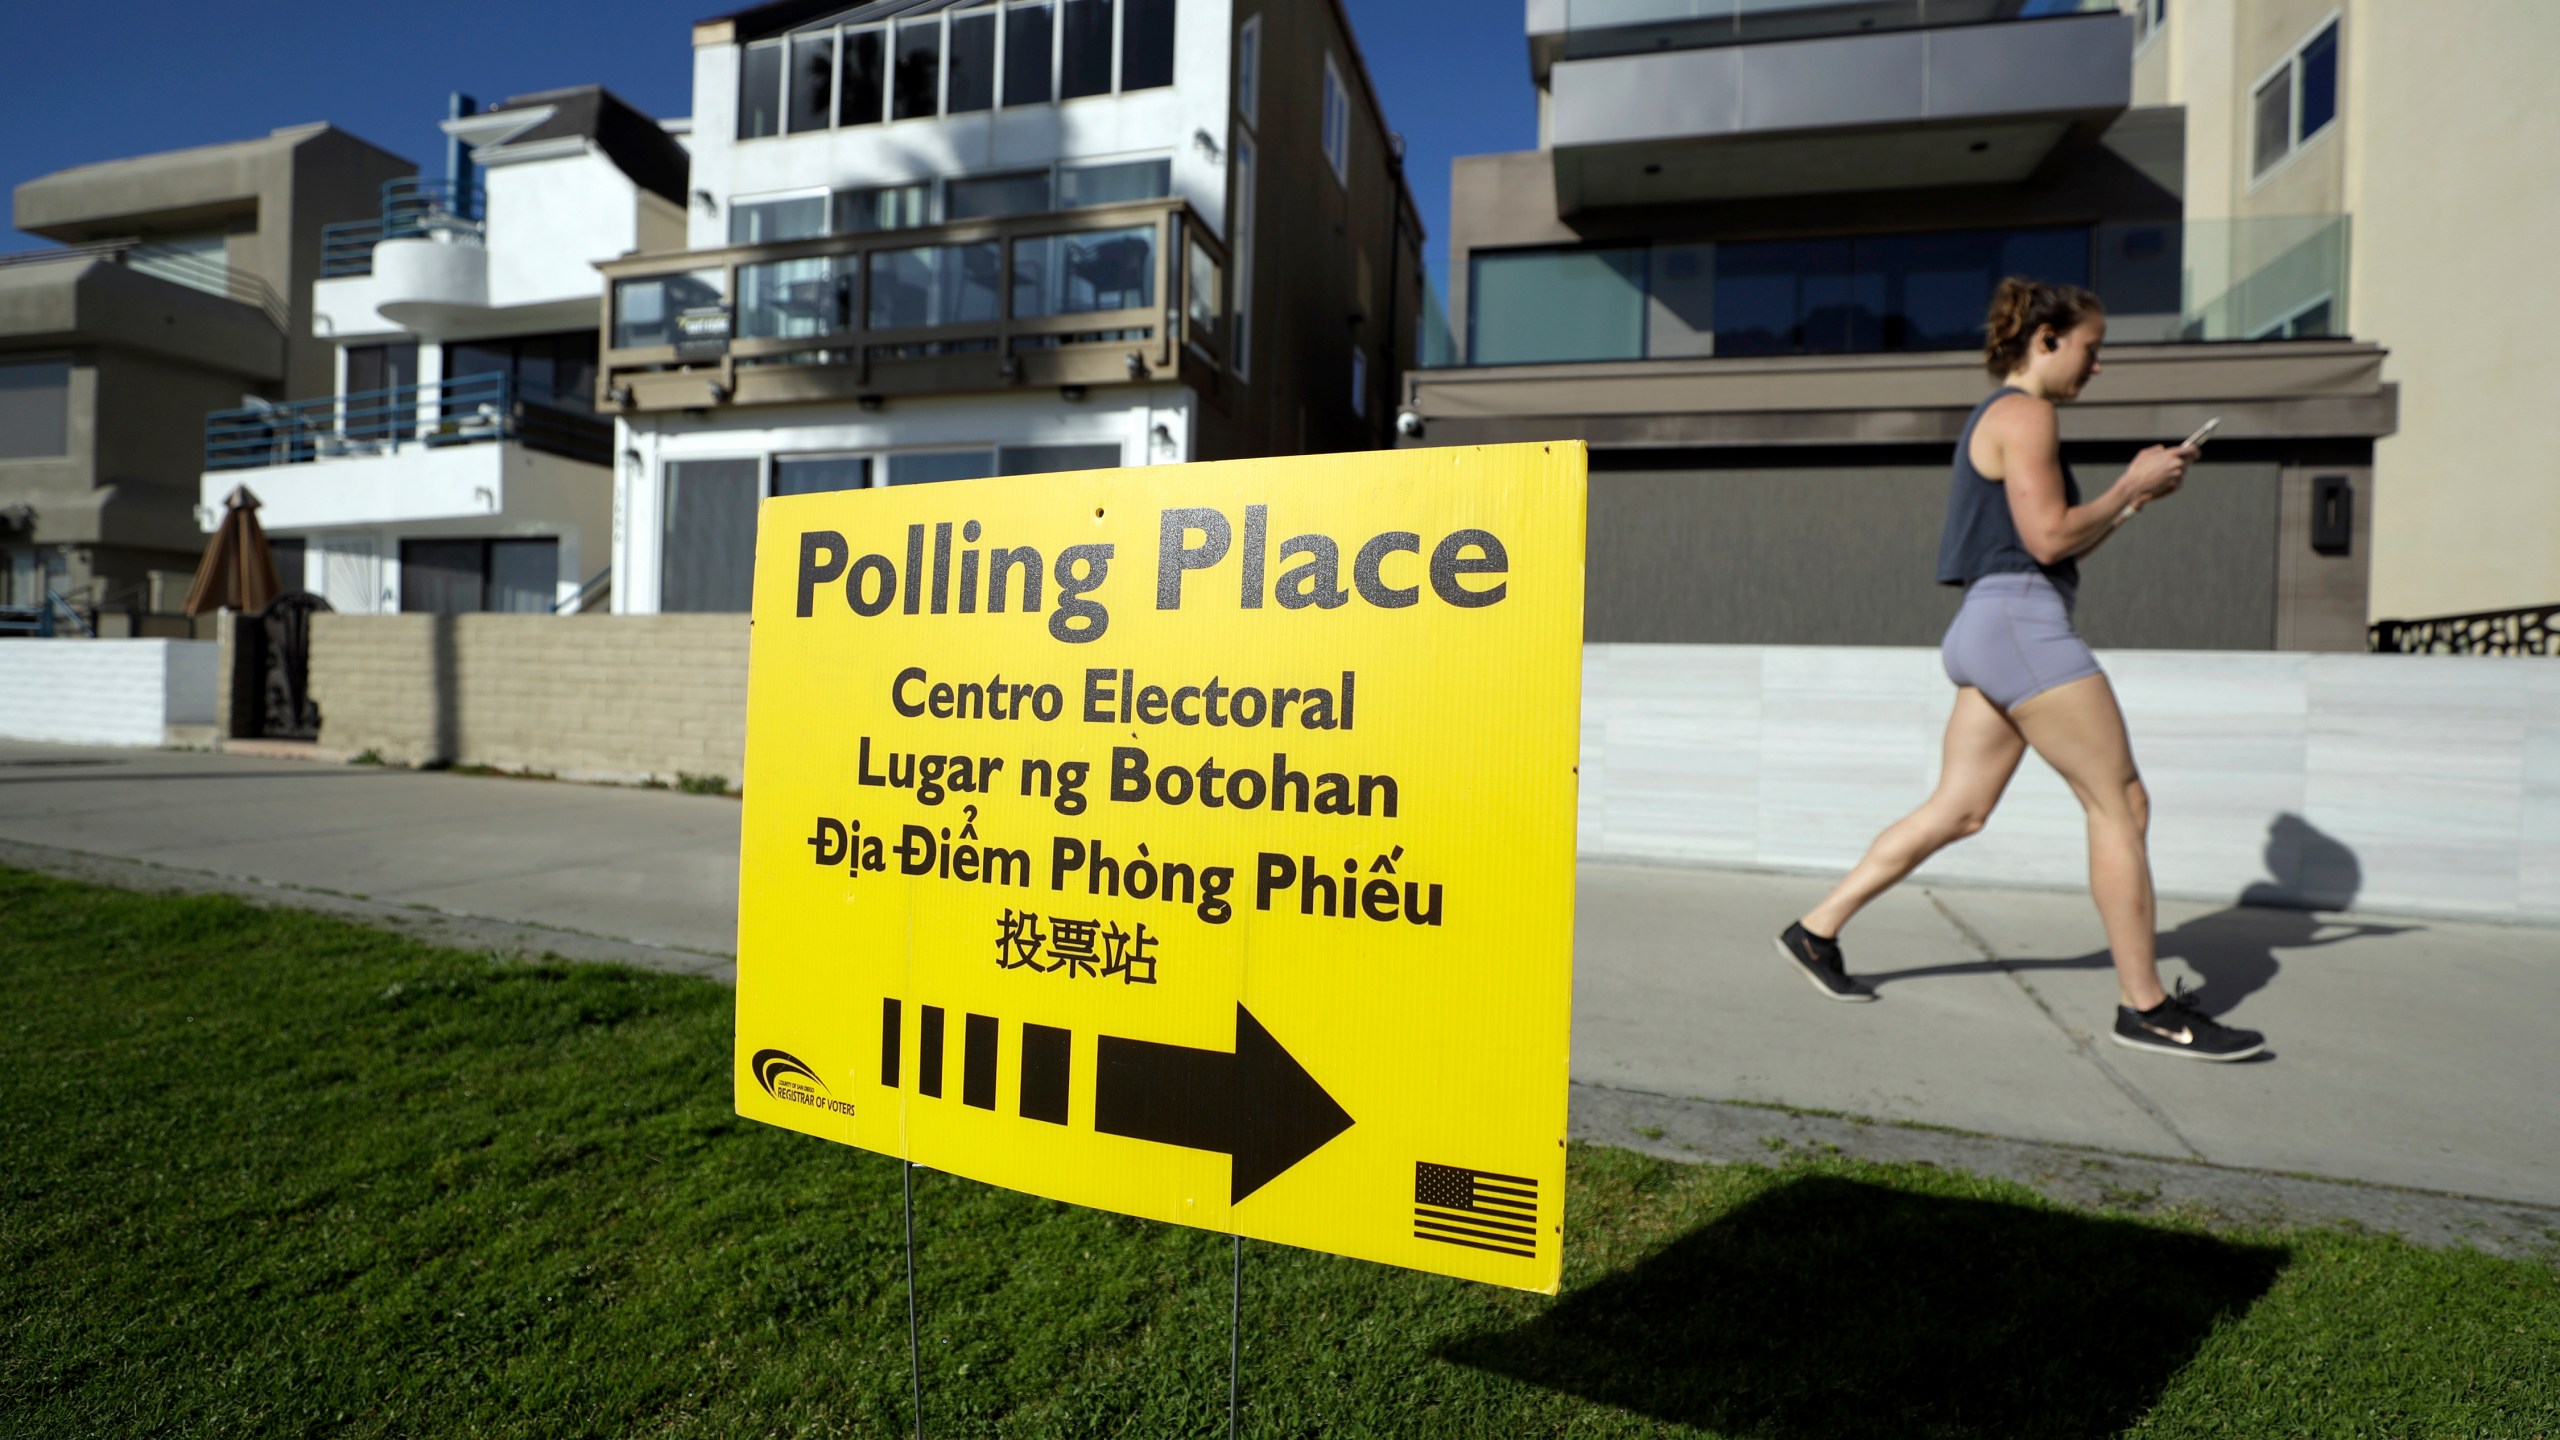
[1991,399,2191,565]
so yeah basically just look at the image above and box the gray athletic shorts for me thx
[1941,571,2103,710]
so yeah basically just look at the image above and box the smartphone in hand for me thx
[2180,417,2221,451]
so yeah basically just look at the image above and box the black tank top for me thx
[1935,387,2079,590]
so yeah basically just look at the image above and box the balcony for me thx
[1535,0,2130,209]
[598,197,1227,414]
[201,373,610,533]
[1461,214,2352,366]
[319,178,485,279]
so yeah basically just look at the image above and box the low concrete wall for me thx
[308,614,749,785]
[0,638,218,747]
[1580,646,2560,924]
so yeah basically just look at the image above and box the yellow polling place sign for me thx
[733,443,1584,1293]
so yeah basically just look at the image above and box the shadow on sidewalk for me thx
[1442,1174,2285,1439]
[1873,814,2419,1016]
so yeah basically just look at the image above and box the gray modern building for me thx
[3,125,411,622]
[1402,0,2392,652]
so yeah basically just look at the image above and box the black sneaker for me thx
[1773,922,1875,1003]
[2110,984,2265,1062]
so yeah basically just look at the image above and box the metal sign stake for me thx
[1229,1233,1243,1440]
[905,1160,924,1440]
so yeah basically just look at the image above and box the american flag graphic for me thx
[1413,1161,1540,1259]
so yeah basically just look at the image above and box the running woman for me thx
[1774,277,2266,1062]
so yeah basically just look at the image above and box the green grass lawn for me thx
[3,866,2554,1438]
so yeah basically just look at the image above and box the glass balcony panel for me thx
[948,9,997,112]
[1013,226,1156,319]
[1185,235,1221,350]
[2175,214,2349,341]
[740,257,851,339]
[869,244,1003,329]
[614,270,727,349]
[789,33,836,132]
[841,28,887,126]
[1468,248,1645,364]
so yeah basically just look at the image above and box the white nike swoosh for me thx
[2140,1021,2194,1044]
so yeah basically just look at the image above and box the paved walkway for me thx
[6,737,2555,1217]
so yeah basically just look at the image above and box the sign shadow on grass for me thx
[1438,1174,2287,1438]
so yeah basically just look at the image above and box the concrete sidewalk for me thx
[5,737,2555,1218]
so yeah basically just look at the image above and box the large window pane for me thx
[0,361,69,459]
[948,170,1052,220]
[399,540,486,614]
[661,459,760,613]
[1644,243,1714,358]
[948,9,997,112]
[1712,239,1852,356]
[840,29,886,125]
[870,245,1003,329]
[894,18,943,119]
[889,451,998,485]
[489,539,558,613]
[1121,0,1175,90]
[1013,226,1155,317]
[1004,3,1053,104]
[740,41,784,139]
[729,195,829,245]
[1061,158,1170,208]
[1000,443,1121,475]
[837,183,931,233]
[2298,23,2338,141]
[1061,0,1113,98]
[1468,249,1643,364]
[774,455,873,495]
[1186,234,1221,350]
[614,270,726,350]
[740,257,850,339]
[2252,72,2290,175]
[789,32,835,132]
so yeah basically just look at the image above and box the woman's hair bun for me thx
[1984,276,2103,377]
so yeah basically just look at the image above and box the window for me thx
[1469,249,1646,364]
[1230,137,1255,378]
[1005,3,1055,105]
[1187,233,1222,353]
[1320,56,1350,185]
[400,538,558,614]
[948,170,1053,219]
[1060,0,1114,98]
[1121,0,1175,91]
[2252,19,2341,180]
[729,194,830,245]
[0,360,69,460]
[660,459,760,612]
[2133,0,2166,50]
[342,342,419,440]
[789,32,836,133]
[1060,158,1170,208]
[1236,15,1261,129]
[948,8,998,112]
[841,28,887,125]
[741,41,784,138]
[1350,346,1367,417]
[890,450,1000,485]
[773,454,872,495]
[894,17,944,120]
[443,332,599,411]
[269,537,308,593]
[837,183,932,233]
[1003,443,1122,474]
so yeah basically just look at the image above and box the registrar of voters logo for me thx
[751,1048,856,1117]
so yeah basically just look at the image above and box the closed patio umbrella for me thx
[183,485,282,617]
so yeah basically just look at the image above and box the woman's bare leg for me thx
[1801,687,2026,938]
[2008,673,2167,1011]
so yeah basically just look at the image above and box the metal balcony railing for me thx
[319,177,488,279]
[597,197,1228,412]
[204,373,611,472]
[0,239,288,330]
[2370,604,2560,657]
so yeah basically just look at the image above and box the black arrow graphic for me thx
[1092,1004,1354,1204]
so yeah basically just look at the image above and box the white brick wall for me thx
[0,640,220,747]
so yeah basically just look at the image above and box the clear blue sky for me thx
[0,0,1535,290]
